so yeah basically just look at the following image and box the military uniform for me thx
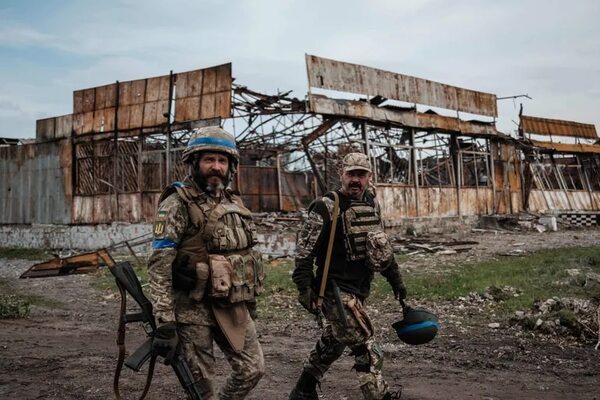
[291,154,405,400]
[147,127,265,400]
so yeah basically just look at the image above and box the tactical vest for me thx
[161,182,264,303]
[340,196,383,262]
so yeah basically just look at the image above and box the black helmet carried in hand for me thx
[392,304,439,345]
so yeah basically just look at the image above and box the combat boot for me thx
[288,370,319,400]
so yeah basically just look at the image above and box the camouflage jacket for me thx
[147,178,249,324]
[292,189,404,299]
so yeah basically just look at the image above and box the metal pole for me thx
[166,70,174,185]
[113,80,120,219]
[276,153,283,211]
[411,129,419,217]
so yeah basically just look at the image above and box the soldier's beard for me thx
[193,170,230,194]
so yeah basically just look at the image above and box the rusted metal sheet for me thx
[19,249,113,278]
[175,63,232,122]
[0,141,71,224]
[530,140,600,154]
[237,165,279,211]
[521,115,597,139]
[94,84,117,109]
[306,55,497,116]
[73,88,96,114]
[527,189,598,212]
[55,114,73,138]
[280,171,314,211]
[73,111,94,135]
[309,94,500,136]
[36,117,55,141]
[417,187,459,217]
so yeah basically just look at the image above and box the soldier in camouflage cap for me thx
[147,126,265,399]
[289,152,406,400]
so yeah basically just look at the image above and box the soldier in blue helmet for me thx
[147,126,265,399]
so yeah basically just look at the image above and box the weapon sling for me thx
[316,191,340,310]
[111,263,157,400]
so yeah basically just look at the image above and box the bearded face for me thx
[193,152,231,193]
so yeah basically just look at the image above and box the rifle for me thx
[109,261,205,400]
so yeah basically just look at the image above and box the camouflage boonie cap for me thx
[342,152,372,173]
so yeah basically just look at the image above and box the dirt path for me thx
[1,229,599,400]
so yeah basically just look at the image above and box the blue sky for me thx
[1,0,599,139]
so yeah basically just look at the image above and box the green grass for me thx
[0,247,50,260]
[0,278,63,318]
[402,246,600,315]
[89,246,600,321]
[91,256,148,292]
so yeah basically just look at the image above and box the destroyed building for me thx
[1,55,599,251]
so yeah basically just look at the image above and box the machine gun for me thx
[109,261,205,400]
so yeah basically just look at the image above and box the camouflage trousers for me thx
[178,316,265,400]
[303,291,389,399]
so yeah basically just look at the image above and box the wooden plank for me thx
[82,88,96,113]
[522,115,597,139]
[128,104,144,129]
[200,93,216,120]
[73,112,94,135]
[177,69,203,98]
[306,54,497,117]
[130,79,146,105]
[202,67,217,95]
[175,96,200,122]
[93,108,115,132]
[215,91,231,119]
[215,63,232,91]
[143,100,168,127]
[146,75,170,102]
[73,90,84,114]
[94,84,117,110]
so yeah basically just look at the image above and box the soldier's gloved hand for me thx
[246,300,258,320]
[172,255,195,291]
[298,288,317,314]
[152,322,179,364]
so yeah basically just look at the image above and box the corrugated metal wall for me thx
[0,141,71,224]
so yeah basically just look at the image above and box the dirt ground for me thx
[1,228,600,400]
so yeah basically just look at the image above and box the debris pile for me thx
[253,212,304,232]
[458,285,522,304]
[512,297,600,344]
[474,213,558,234]
[393,236,478,256]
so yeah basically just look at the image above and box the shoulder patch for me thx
[153,220,166,236]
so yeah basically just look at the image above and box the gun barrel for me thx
[171,352,205,400]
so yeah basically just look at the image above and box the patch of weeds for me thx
[401,246,600,316]
[0,294,31,319]
[0,247,50,260]
[256,259,298,320]
[1,279,64,311]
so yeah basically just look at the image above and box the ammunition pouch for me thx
[207,250,264,303]
[189,262,210,301]
[365,230,394,272]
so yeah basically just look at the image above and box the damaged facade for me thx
[1,55,599,249]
